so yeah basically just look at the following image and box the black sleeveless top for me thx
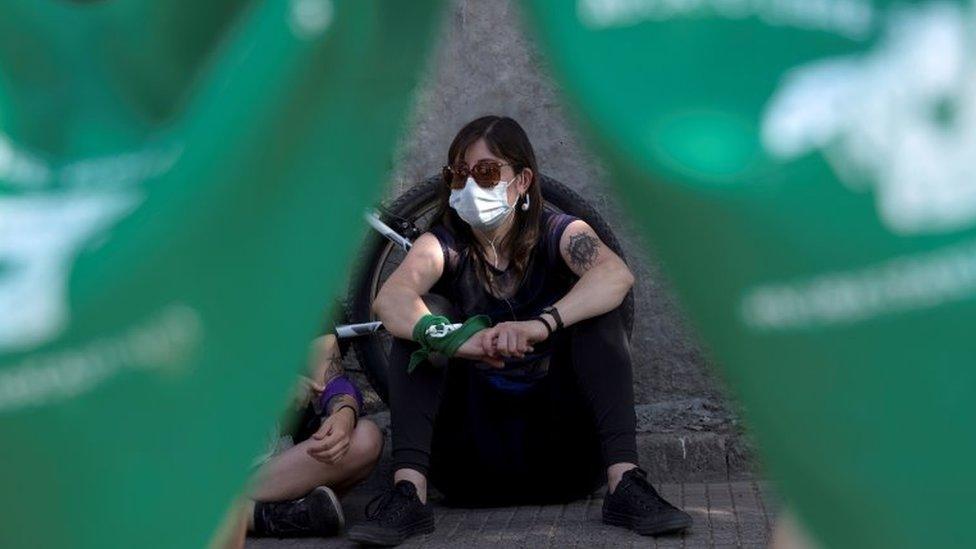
[429,209,580,393]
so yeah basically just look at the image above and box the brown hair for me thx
[436,115,543,294]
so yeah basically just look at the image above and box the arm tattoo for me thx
[321,353,344,385]
[566,232,599,272]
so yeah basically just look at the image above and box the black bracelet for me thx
[531,315,554,337]
[541,306,564,331]
[330,403,359,428]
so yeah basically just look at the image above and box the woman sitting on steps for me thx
[348,115,692,546]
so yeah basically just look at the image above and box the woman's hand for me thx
[306,407,356,464]
[454,329,505,369]
[482,320,547,360]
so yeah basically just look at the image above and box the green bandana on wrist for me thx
[408,313,493,373]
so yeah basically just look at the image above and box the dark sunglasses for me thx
[442,160,513,190]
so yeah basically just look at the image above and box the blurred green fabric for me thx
[0,1,441,547]
[523,1,976,548]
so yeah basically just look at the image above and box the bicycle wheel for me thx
[347,173,636,403]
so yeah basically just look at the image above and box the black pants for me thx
[388,295,639,506]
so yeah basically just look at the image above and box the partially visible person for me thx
[217,320,383,548]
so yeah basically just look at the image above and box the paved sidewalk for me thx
[247,479,779,548]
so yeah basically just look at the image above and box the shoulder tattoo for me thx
[321,352,344,384]
[566,231,599,271]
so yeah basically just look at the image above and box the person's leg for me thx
[249,419,384,503]
[387,337,445,504]
[243,419,383,536]
[429,344,603,506]
[387,293,461,504]
[516,360,606,504]
[563,306,640,492]
[347,294,460,545]
[426,312,615,506]
[424,306,634,506]
[563,306,693,535]
[428,372,535,506]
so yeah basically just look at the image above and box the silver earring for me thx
[521,194,530,211]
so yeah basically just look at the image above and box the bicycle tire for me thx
[347,173,636,403]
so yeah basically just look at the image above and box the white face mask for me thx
[449,175,515,232]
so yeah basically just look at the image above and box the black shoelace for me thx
[625,470,668,512]
[263,498,311,534]
[364,485,413,524]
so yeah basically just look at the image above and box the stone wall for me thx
[362,0,758,480]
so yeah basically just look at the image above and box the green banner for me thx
[523,1,976,548]
[0,1,441,547]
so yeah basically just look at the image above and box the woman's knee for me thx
[345,419,384,470]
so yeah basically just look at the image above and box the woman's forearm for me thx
[372,285,433,340]
[549,261,634,328]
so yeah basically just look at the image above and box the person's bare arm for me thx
[309,334,343,386]
[482,220,634,359]
[547,220,634,328]
[371,233,444,340]
[373,232,503,367]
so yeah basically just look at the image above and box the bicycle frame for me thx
[364,209,412,252]
[333,210,413,339]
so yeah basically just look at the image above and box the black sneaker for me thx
[603,468,693,536]
[347,480,435,546]
[252,485,344,538]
